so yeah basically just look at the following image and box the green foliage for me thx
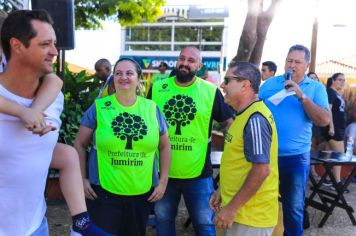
[75,0,165,29]
[59,65,99,144]
[0,0,165,29]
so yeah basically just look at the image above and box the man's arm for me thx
[298,97,330,127]
[213,113,273,228]
[285,79,330,126]
[213,163,270,228]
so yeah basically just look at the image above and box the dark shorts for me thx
[312,125,324,146]
[87,185,153,236]
[321,126,345,142]
[312,124,322,138]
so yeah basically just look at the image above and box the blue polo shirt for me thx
[259,75,328,156]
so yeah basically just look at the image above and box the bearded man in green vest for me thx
[210,61,279,236]
[147,46,234,236]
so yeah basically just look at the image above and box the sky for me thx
[66,0,356,72]
[261,0,356,72]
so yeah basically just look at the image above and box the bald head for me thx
[94,58,111,82]
[176,47,203,84]
[179,47,202,63]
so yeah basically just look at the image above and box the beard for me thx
[176,65,196,83]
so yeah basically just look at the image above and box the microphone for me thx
[285,69,293,89]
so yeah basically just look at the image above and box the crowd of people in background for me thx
[1,8,356,236]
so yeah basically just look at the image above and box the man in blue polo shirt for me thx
[259,44,330,236]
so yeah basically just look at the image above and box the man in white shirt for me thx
[0,10,63,236]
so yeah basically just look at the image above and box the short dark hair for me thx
[262,61,277,74]
[1,9,53,60]
[159,62,168,68]
[287,44,311,63]
[228,60,261,93]
[95,58,111,70]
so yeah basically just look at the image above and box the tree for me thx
[163,95,197,135]
[235,0,283,65]
[75,0,165,29]
[111,112,148,150]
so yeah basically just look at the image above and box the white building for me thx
[120,4,230,84]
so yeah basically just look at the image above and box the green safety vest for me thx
[152,77,216,178]
[95,95,159,195]
[151,72,170,84]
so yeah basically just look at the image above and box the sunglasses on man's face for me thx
[223,76,247,85]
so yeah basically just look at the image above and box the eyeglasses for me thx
[336,78,346,82]
[223,76,247,85]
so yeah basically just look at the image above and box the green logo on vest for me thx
[111,112,148,149]
[163,95,196,135]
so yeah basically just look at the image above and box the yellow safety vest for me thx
[221,101,279,227]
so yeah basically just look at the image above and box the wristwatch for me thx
[298,93,307,102]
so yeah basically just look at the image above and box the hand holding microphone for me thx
[284,69,304,100]
[284,69,293,89]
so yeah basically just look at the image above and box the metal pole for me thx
[56,49,61,77]
[61,50,66,91]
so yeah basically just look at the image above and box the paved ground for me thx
[47,182,356,236]
[303,181,356,236]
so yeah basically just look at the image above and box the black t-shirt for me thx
[147,86,234,180]
[327,88,346,129]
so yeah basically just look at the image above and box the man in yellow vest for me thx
[148,46,234,236]
[210,61,279,236]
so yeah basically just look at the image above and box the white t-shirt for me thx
[0,85,63,236]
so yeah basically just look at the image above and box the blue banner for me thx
[120,56,226,71]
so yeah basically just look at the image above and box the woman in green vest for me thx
[74,58,171,236]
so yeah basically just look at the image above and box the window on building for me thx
[124,22,224,52]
